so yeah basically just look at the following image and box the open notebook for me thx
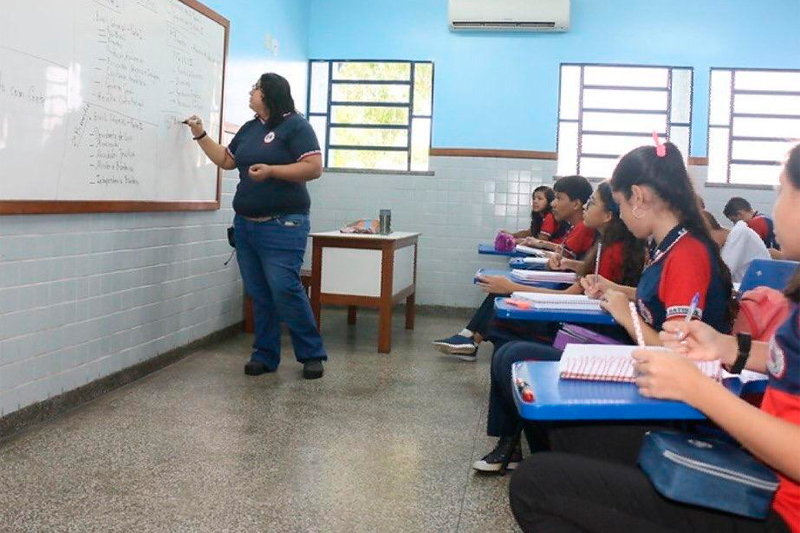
[513,257,550,266]
[510,269,577,284]
[559,345,724,383]
[510,292,604,311]
[515,245,554,257]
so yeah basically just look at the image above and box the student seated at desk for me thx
[703,210,771,284]
[478,181,646,349]
[724,196,780,250]
[472,140,736,473]
[519,175,596,260]
[501,185,561,244]
[509,146,800,533]
[432,181,630,360]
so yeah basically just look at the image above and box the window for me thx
[307,60,434,172]
[707,68,800,186]
[557,63,693,179]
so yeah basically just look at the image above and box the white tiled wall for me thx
[0,171,243,418]
[306,157,779,310]
[306,156,558,309]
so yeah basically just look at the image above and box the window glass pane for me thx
[309,62,329,114]
[583,66,668,88]
[329,149,408,170]
[309,115,327,163]
[410,118,431,171]
[329,127,408,148]
[579,157,618,179]
[729,164,782,185]
[559,65,581,120]
[732,139,796,162]
[332,62,410,81]
[707,127,730,183]
[331,83,410,103]
[330,105,409,125]
[556,121,578,176]
[581,133,652,156]
[582,111,667,134]
[735,93,800,116]
[582,88,667,111]
[670,68,693,124]
[733,116,800,139]
[413,63,433,116]
[734,71,800,92]
[667,126,690,160]
[709,70,733,126]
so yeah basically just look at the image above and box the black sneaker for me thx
[432,334,478,361]
[472,436,522,473]
[244,361,276,376]
[303,359,324,380]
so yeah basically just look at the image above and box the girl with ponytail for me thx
[584,137,735,344]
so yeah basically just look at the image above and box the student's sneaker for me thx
[432,334,478,360]
[472,437,523,473]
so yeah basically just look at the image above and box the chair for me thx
[739,259,799,293]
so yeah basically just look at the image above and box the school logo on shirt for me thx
[767,337,786,379]
[264,132,276,144]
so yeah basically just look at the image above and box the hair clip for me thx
[652,131,667,158]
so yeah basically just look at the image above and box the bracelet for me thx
[193,131,207,141]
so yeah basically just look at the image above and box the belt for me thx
[243,215,278,222]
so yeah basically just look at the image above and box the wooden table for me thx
[309,231,420,353]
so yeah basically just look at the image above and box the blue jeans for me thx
[234,214,327,369]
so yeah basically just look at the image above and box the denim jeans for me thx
[234,214,327,369]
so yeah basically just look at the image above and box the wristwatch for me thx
[728,332,752,374]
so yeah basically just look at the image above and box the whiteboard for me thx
[0,0,228,213]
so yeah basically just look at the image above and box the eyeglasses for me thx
[584,196,597,209]
[251,83,262,91]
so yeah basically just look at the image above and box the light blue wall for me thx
[308,0,800,156]
[204,0,311,124]
[204,0,310,61]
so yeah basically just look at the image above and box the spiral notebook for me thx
[515,245,553,257]
[510,269,577,284]
[558,345,723,383]
[510,292,604,311]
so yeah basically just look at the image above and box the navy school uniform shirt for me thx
[227,113,321,218]
[761,304,800,528]
[635,225,731,334]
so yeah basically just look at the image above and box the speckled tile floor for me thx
[0,309,521,533]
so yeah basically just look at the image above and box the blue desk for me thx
[512,361,752,421]
[478,243,525,257]
[494,297,616,325]
[475,269,568,291]
[508,257,548,270]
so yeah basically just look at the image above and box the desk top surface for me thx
[512,361,720,421]
[494,297,616,325]
[478,243,523,256]
[310,231,420,240]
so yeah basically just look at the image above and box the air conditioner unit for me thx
[449,0,570,32]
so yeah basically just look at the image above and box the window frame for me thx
[556,62,694,179]
[706,67,800,185]
[306,59,435,172]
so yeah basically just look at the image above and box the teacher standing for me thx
[185,73,328,379]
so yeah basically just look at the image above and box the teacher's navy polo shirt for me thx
[227,112,321,218]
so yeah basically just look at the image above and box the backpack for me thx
[732,287,790,342]
[494,231,516,252]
